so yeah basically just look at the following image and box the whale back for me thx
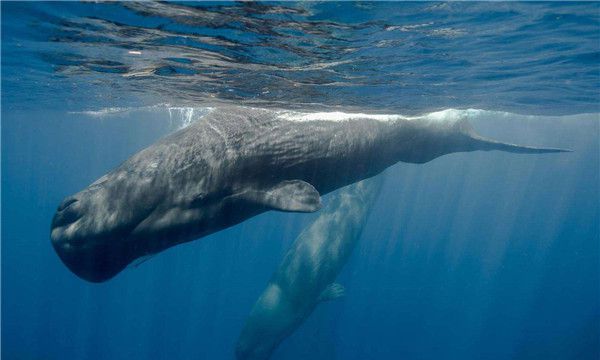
[388,116,570,164]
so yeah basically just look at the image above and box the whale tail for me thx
[453,118,572,154]
[470,135,572,154]
[396,118,571,164]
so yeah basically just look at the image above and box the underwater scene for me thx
[2,2,599,360]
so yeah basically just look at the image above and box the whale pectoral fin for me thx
[242,180,322,213]
[318,283,346,302]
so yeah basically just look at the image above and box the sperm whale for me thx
[236,177,383,360]
[50,106,567,282]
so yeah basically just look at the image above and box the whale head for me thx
[50,170,163,282]
[235,339,275,360]
[50,158,245,283]
[235,284,296,360]
[51,182,137,283]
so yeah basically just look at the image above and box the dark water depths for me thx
[2,2,599,360]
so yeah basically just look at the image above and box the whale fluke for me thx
[451,117,571,154]
[472,135,572,154]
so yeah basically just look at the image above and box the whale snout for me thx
[50,194,131,283]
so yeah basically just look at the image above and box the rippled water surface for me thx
[2,1,599,114]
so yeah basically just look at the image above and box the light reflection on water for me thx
[2,1,599,114]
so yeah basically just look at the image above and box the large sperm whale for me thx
[236,177,383,360]
[50,106,567,282]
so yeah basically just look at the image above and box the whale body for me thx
[236,177,383,360]
[50,106,566,282]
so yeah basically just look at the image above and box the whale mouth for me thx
[50,223,134,283]
[50,214,123,283]
[51,236,131,283]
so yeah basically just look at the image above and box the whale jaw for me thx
[50,230,132,283]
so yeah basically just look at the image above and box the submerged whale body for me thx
[50,106,567,282]
[236,177,383,360]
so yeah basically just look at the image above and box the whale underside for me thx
[50,106,568,282]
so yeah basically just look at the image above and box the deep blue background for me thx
[2,2,599,360]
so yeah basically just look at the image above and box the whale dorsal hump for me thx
[239,180,322,213]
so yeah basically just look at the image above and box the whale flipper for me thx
[240,180,322,213]
[318,283,346,302]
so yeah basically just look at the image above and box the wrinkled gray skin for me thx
[50,106,566,282]
[236,177,383,360]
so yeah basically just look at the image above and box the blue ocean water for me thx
[2,2,599,360]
